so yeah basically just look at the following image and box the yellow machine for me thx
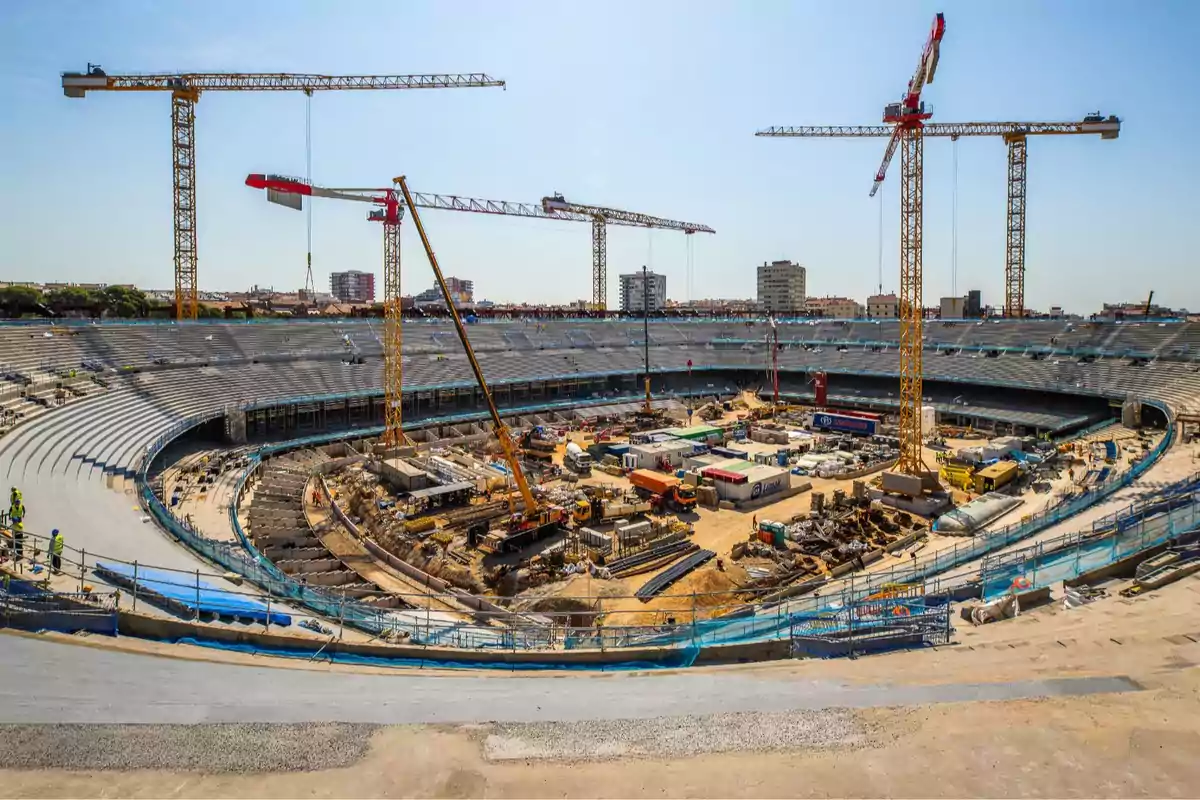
[972,461,1018,493]
[394,176,564,543]
[938,461,976,492]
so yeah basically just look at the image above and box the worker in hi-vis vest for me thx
[49,529,64,573]
[11,520,24,562]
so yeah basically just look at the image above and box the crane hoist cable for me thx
[951,135,959,298]
[304,90,315,298]
[876,183,884,296]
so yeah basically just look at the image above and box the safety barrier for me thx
[979,472,1200,598]
[0,574,119,636]
[788,596,952,658]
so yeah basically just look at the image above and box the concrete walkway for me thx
[0,634,1139,725]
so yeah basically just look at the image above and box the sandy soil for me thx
[6,669,1198,798]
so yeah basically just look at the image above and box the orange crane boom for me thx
[756,117,1121,317]
[61,64,504,320]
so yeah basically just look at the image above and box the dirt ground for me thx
[4,573,1199,798]
[6,671,1198,798]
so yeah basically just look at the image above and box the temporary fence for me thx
[788,595,952,658]
[979,474,1200,598]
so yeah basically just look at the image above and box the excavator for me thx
[393,176,565,554]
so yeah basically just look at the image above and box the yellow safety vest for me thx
[51,534,63,556]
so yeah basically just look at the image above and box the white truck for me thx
[563,441,593,475]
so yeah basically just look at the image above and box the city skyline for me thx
[2,1,1198,314]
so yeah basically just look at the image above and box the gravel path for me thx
[483,709,867,761]
[0,723,378,772]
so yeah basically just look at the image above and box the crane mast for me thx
[62,65,504,320]
[393,176,542,521]
[541,194,714,311]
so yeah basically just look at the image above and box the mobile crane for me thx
[392,176,565,552]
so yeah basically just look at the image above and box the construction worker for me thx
[11,520,23,563]
[49,529,64,574]
[9,486,21,514]
[9,497,23,523]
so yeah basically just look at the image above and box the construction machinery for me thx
[757,117,1120,318]
[244,175,411,444]
[563,442,593,475]
[541,194,714,311]
[628,469,698,512]
[63,65,504,320]
[393,175,565,549]
[757,13,945,483]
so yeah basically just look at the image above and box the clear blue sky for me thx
[1,0,1197,313]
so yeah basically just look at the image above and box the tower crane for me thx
[245,174,713,442]
[756,117,1121,317]
[62,65,504,320]
[243,175,409,444]
[540,194,714,312]
[754,14,944,482]
[393,175,565,546]
[881,12,944,479]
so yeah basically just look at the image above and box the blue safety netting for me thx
[94,562,292,626]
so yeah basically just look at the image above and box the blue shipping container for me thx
[812,412,877,436]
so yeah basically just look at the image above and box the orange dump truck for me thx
[628,468,698,512]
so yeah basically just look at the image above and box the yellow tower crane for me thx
[540,194,714,312]
[246,176,716,445]
[61,65,504,320]
[756,117,1121,318]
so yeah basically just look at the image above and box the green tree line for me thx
[0,285,210,319]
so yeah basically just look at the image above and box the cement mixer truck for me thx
[564,441,592,475]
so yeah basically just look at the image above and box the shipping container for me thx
[972,460,1018,493]
[812,412,878,436]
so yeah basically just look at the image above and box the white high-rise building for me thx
[756,260,806,315]
[619,271,667,313]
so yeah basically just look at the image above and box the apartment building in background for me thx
[867,293,899,318]
[805,296,864,318]
[756,260,806,315]
[619,271,667,313]
[329,270,376,304]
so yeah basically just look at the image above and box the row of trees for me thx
[0,285,196,319]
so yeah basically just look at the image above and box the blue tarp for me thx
[95,562,292,626]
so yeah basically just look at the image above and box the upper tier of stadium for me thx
[4,317,1199,372]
